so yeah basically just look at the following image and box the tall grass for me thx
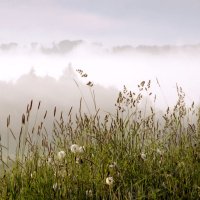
[0,72,200,199]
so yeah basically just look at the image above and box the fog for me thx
[0,40,200,154]
[0,65,119,156]
[0,41,200,106]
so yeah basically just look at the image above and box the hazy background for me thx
[0,41,199,107]
[0,0,200,149]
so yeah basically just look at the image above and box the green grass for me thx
[0,78,200,199]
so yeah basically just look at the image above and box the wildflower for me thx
[57,150,66,160]
[159,156,163,164]
[156,148,163,155]
[78,146,85,153]
[30,171,36,179]
[106,176,114,186]
[86,189,93,197]
[70,144,80,153]
[70,144,85,153]
[75,157,80,164]
[47,157,52,164]
[162,182,167,189]
[141,152,146,160]
[53,183,58,190]
[109,162,117,168]
[75,157,83,164]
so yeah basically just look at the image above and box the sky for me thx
[0,0,200,45]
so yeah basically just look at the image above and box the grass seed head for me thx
[57,150,66,160]
[141,152,146,160]
[86,189,93,197]
[70,144,85,153]
[106,176,114,186]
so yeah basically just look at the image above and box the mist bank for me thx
[0,40,199,108]
[0,67,118,130]
[0,66,198,157]
[0,67,120,155]
[0,67,161,159]
[1,40,200,54]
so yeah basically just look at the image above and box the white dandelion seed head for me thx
[141,153,146,160]
[57,150,66,160]
[47,157,52,164]
[31,171,36,179]
[70,144,85,153]
[75,157,80,164]
[106,176,114,186]
[109,162,117,168]
[156,148,163,155]
[53,183,58,190]
[86,189,93,197]
[70,144,80,153]
[78,146,85,153]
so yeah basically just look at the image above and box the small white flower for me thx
[76,157,80,164]
[53,183,58,190]
[70,144,80,153]
[57,150,66,160]
[106,176,114,186]
[162,182,166,189]
[47,157,52,164]
[156,148,163,155]
[70,144,85,153]
[86,189,93,197]
[75,157,83,164]
[141,153,146,160]
[109,162,117,168]
[30,171,36,178]
[78,146,85,153]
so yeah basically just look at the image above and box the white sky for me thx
[0,0,200,44]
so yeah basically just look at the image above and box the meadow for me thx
[0,71,200,199]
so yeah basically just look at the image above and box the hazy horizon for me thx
[0,40,200,107]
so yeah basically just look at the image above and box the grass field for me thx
[0,75,200,199]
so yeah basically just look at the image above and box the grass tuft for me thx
[0,73,200,199]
